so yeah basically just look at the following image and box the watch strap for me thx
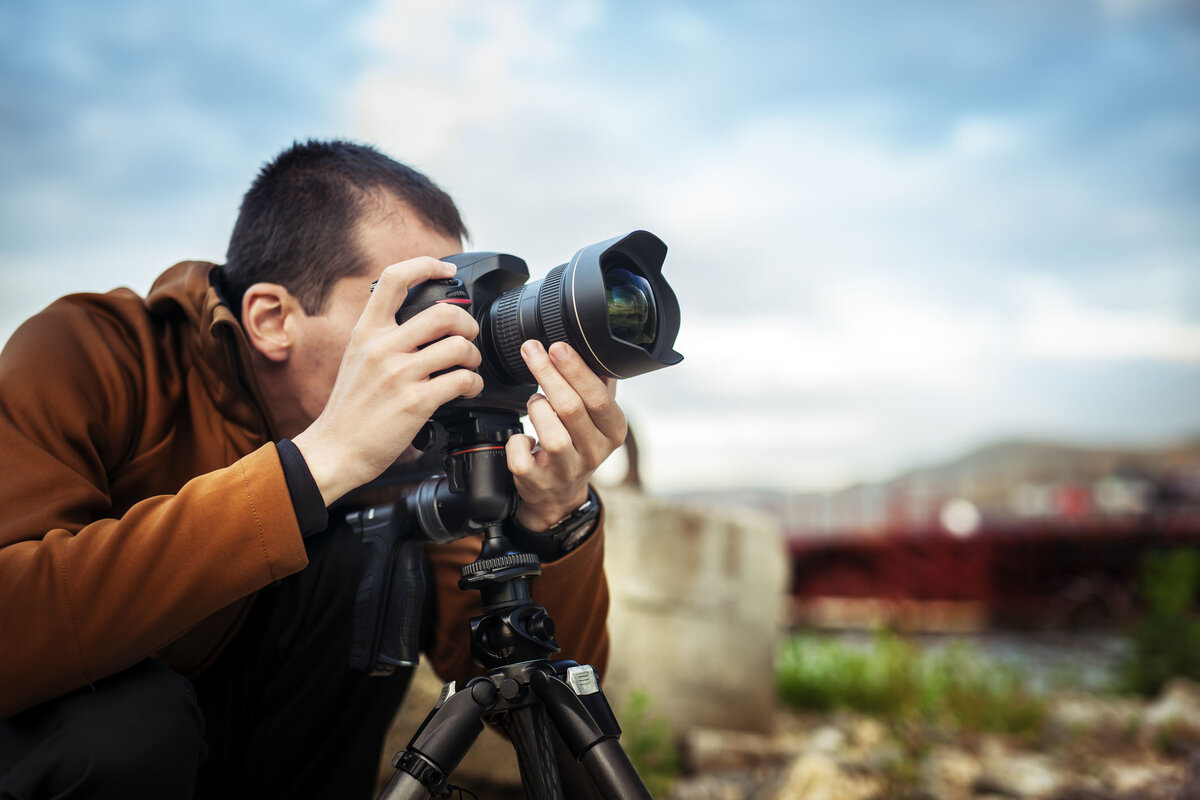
[504,487,602,562]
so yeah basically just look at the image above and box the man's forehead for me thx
[355,194,462,268]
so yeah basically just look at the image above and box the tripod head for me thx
[413,405,562,669]
[407,407,522,540]
[343,402,560,675]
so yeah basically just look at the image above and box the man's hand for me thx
[293,258,484,505]
[506,340,627,532]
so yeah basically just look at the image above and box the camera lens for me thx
[604,267,657,347]
[445,231,682,395]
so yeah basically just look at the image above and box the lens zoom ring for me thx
[492,289,535,385]
[538,264,570,347]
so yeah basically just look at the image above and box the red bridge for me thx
[787,512,1200,630]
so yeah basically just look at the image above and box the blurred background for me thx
[4,1,1200,797]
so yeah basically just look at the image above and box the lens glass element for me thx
[604,267,657,346]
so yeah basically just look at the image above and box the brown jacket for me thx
[0,262,609,718]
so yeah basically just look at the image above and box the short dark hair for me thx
[221,139,467,317]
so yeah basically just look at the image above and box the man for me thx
[0,140,620,798]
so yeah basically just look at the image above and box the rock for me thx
[1046,694,1145,751]
[668,771,762,800]
[775,752,876,800]
[1145,677,1200,725]
[976,739,1063,798]
[1180,749,1200,800]
[846,718,887,751]
[601,488,788,735]
[1109,762,1177,794]
[683,726,803,773]
[809,725,847,755]
[922,745,982,800]
[1143,678,1200,755]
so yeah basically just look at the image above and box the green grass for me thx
[620,689,681,797]
[776,630,1046,736]
[1115,549,1200,697]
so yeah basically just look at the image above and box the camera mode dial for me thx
[396,277,471,325]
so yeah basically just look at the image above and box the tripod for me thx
[375,407,651,800]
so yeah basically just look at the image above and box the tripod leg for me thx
[377,679,495,800]
[377,768,433,800]
[578,740,651,799]
[504,704,564,800]
[531,665,652,800]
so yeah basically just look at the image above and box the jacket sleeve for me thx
[423,515,611,685]
[0,301,309,718]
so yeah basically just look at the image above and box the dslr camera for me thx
[398,229,682,411]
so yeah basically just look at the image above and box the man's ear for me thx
[242,283,301,363]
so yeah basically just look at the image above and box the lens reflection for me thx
[604,267,657,346]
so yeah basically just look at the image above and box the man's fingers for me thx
[361,257,458,328]
[525,393,576,458]
[505,433,537,477]
[405,335,482,377]
[522,341,626,442]
[390,303,480,352]
[426,366,485,403]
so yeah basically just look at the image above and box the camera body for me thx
[398,230,683,412]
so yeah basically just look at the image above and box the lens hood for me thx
[556,230,682,379]
[435,230,682,410]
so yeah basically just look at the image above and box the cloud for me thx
[610,407,883,492]
[0,0,377,340]
[2,0,1197,492]
[339,0,1200,491]
[1015,279,1200,362]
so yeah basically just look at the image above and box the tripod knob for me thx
[499,678,525,702]
[459,552,541,586]
[528,609,555,641]
[411,419,448,453]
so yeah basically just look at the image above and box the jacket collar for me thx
[145,261,279,443]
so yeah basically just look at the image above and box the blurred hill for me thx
[667,437,1200,537]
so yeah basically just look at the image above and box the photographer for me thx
[0,140,620,798]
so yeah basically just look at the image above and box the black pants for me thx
[0,523,415,800]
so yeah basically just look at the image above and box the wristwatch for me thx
[508,487,602,560]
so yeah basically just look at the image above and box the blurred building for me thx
[671,438,1200,630]
[673,438,1200,538]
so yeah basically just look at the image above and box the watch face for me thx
[560,518,599,553]
[548,493,599,535]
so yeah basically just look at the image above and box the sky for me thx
[2,0,1198,493]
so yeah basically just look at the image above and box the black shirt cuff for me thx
[276,438,329,538]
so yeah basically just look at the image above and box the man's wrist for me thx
[515,489,590,533]
[506,487,602,561]
[291,428,354,507]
